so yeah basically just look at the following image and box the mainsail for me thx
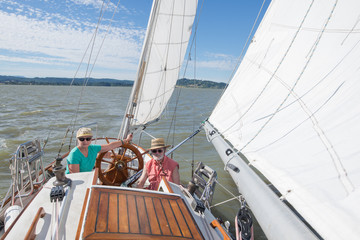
[120,0,198,137]
[207,0,360,239]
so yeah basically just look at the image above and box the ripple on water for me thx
[19,110,43,116]
[0,127,22,138]
[0,138,6,149]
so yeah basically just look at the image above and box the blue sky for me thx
[0,0,270,83]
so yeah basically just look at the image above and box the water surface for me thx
[0,85,266,239]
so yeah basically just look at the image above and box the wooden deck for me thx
[81,187,204,239]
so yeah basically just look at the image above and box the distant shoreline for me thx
[0,75,133,87]
[0,76,227,89]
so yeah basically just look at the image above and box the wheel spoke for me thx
[105,137,117,158]
[101,158,114,165]
[127,166,139,171]
[95,141,143,186]
[125,151,148,163]
[104,166,115,174]
[111,170,119,184]
[120,149,126,161]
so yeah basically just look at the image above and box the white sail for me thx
[120,0,197,136]
[209,0,360,239]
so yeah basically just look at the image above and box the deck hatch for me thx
[82,187,204,239]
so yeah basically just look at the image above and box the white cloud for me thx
[0,1,146,79]
[70,0,112,9]
[68,0,127,15]
[196,52,239,71]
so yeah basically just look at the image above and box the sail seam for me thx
[241,0,354,194]
[139,0,177,124]
[146,65,182,74]
[220,0,315,136]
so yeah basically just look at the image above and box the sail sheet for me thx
[209,0,360,239]
[124,0,197,131]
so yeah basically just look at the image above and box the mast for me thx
[118,0,198,140]
[119,0,160,139]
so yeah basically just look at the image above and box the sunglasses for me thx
[78,137,92,142]
[151,149,163,154]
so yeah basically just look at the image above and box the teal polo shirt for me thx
[65,144,101,174]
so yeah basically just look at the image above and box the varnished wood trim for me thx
[169,199,192,238]
[75,188,90,240]
[92,168,99,185]
[83,233,199,239]
[82,188,205,239]
[24,207,45,240]
[82,188,100,237]
[210,219,231,240]
[177,199,204,239]
[158,176,174,193]
[96,192,109,232]
[161,198,181,236]
[0,189,42,240]
[118,194,129,233]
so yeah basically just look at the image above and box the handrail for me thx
[24,207,46,240]
[10,139,46,203]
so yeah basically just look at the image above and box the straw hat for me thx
[148,138,171,150]
[76,127,93,138]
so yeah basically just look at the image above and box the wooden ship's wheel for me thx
[95,141,144,186]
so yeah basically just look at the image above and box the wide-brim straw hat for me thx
[148,138,171,150]
[76,127,93,138]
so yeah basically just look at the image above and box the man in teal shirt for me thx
[66,127,132,174]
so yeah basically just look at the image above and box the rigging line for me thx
[167,0,203,175]
[82,0,107,81]
[210,196,241,208]
[120,0,160,137]
[56,127,71,158]
[84,0,123,87]
[69,0,113,139]
[249,82,344,152]
[191,35,197,177]
[49,27,105,151]
[55,0,111,154]
[252,35,360,123]
[166,0,186,144]
[239,2,356,192]
[210,0,267,115]
[245,82,356,193]
[71,0,107,128]
[341,14,360,45]
[240,0,335,151]
[131,0,163,126]
[42,7,106,151]
[138,0,188,127]
[168,2,202,151]
[67,0,114,90]
[171,0,204,147]
[190,1,201,177]
[182,0,204,77]
[214,179,241,204]
[221,0,315,136]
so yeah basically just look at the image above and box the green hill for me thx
[0,75,227,89]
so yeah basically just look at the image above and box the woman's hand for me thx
[125,133,133,143]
